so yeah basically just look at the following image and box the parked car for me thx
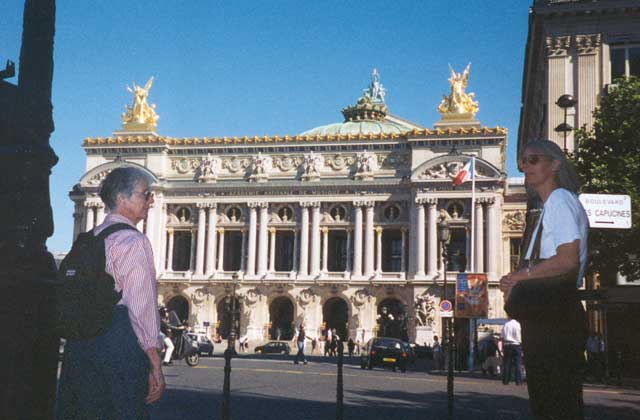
[360,337,411,373]
[413,344,433,360]
[187,333,214,356]
[254,341,291,355]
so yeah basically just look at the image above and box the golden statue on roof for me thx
[121,77,159,131]
[437,64,479,119]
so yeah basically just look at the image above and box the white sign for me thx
[579,194,632,229]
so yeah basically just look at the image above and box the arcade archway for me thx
[166,295,190,324]
[377,298,408,340]
[216,296,241,339]
[323,297,349,340]
[269,297,294,340]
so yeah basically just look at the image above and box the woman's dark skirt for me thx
[56,305,150,420]
[521,303,587,420]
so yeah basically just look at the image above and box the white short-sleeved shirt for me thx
[525,188,589,286]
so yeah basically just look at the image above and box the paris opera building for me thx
[70,69,526,345]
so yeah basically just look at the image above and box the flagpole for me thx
[470,157,476,273]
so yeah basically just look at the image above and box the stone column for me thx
[195,204,207,276]
[375,226,383,273]
[268,227,276,272]
[84,204,95,232]
[166,228,174,271]
[364,202,375,277]
[240,229,247,272]
[145,204,155,250]
[310,203,321,277]
[246,203,258,276]
[485,198,498,280]
[427,199,438,277]
[257,203,269,276]
[352,205,363,277]
[321,227,329,273]
[72,205,82,241]
[576,34,601,145]
[299,204,310,276]
[217,228,225,272]
[415,199,426,277]
[205,205,218,276]
[474,199,484,273]
[401,228,407,273]
[159,204,168,274]
[95,204,105,226]
[545,35,572,145]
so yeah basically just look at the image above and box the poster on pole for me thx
[455,273,488,318]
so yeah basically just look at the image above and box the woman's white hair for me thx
[521,140,582,195]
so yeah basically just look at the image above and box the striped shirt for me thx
[94,213,161,351]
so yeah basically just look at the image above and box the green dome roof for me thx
[300,119,408,136]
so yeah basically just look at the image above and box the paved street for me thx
[150,353,640,420]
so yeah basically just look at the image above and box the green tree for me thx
[574,77,640,283]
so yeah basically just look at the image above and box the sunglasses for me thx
[134,190,154,201]
[518,154,551,168]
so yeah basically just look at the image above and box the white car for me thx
[187,333,214,356]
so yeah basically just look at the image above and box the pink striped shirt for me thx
[94,213,161,351]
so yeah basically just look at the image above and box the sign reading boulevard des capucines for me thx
[579,194,632,229]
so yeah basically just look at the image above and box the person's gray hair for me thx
[521,140,582,195]
[99,167,153,210]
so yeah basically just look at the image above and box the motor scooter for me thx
[162,310,199,367]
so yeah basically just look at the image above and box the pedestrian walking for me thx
[57,167,165,419]
[432,335,443,370]
[501,318,523,385]
[501,140,589,419]
[347,338,355,358]
[311,337,317,354]
[294,325,311,365]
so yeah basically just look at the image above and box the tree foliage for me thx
[574,77,640,282]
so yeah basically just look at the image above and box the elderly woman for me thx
[500,140,588,420]
[57,167,164,419]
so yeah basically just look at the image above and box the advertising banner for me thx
[455,273,488,318]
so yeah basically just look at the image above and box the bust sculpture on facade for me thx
[249,152,272,182]
[301,151,322,181]
[196,154,220,183]
[354,151,378,180]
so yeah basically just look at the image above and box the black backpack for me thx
[55,223,137,340]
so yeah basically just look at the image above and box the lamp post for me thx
[555,94,577,154]
[438,218,454,420]
[221,274,239,420]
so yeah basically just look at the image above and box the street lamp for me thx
[555,94,577,154]
[437,217,455,420]
[221,274,240,420]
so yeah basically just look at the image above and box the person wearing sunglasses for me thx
[500,140,588,419]
[57,167,164,419]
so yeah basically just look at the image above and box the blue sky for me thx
[2,0,531,252]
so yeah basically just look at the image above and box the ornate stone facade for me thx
[71,71,525,346]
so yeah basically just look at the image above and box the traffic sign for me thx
[440,300,453,318]
[579,193,632,229]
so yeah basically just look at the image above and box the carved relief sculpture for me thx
[415,294,436,327]
[301,151,322,181]
[354,151,378,180]
[196,154,221,183]
[249,152,272,182]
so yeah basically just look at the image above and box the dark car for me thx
[187,333,214,356]
[360,337,411,372]
[254,341,291,355]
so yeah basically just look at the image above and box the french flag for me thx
[452,157,475,186]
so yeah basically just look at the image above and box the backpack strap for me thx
[95,222,138,241]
